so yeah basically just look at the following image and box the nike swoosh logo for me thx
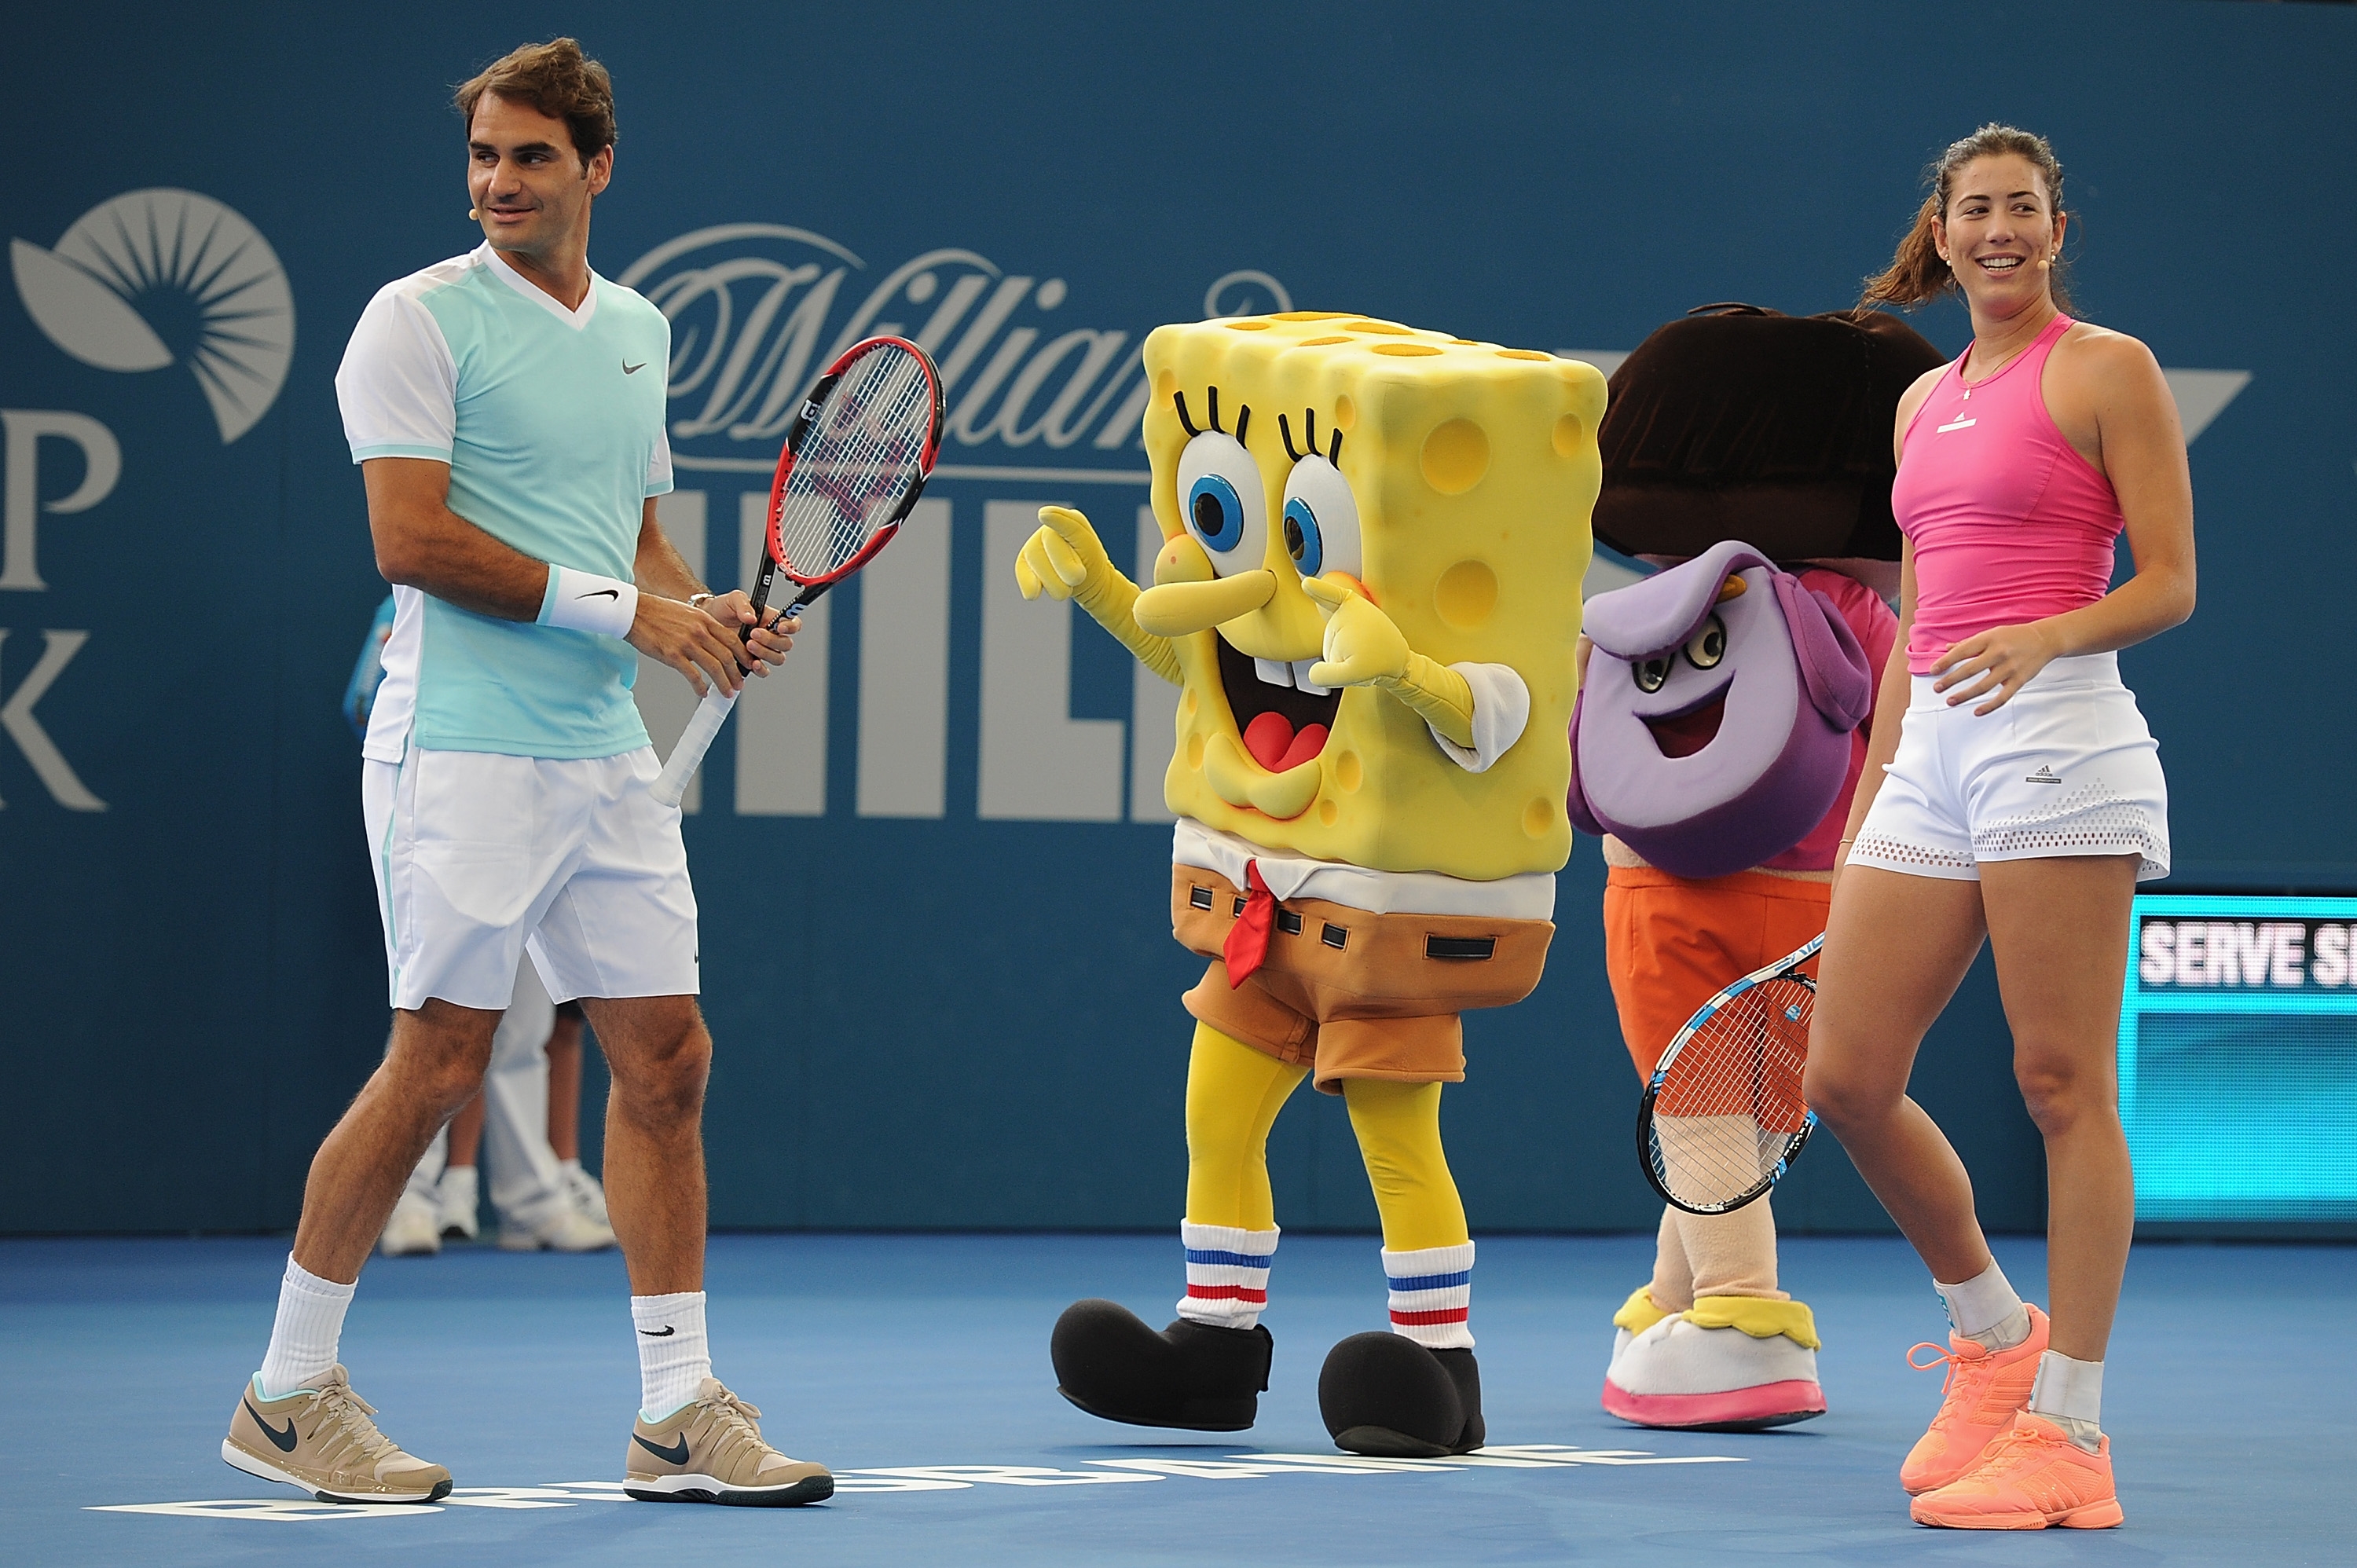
[624,361,647,374]
[244,1398,299,1453]
[638,1325,676,1336]
[634,1431,691,1465]
[577,588,621,600]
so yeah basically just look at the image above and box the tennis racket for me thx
[1637,933,1821,1215]
[649,336,944,808]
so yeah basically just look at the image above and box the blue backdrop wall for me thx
[2,0,2350,1234]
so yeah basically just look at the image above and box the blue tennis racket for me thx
[1637,934,1821,1215]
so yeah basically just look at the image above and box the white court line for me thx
[87,1445,1744,1521]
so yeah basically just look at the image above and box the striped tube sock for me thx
[1176,1222,1278,1329]
[1384,1241,1475,1350]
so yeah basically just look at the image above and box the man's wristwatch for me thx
[688,592,713,610]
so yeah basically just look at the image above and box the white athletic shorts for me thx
[363,746,701,1011]
[1849,652,2169,882]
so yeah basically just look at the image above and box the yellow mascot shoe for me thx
[1611,1284,1673,1341]
[1685,1295,1821,1347]
[1604,1284,1671,1384]
[1900,1303,2050,1494]
[1601,1297,1825,1431]
[1908,1411,2123,1530]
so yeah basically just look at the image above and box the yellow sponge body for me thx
[1142,312,1603,880]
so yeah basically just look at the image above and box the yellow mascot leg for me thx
[1341,1079,1468,1251]
[1183,1023,1306,1232]
[1322,1077,1483,1456]
[1047,1024,1291,1433]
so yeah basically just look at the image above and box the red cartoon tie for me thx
[1223,861,1277,987]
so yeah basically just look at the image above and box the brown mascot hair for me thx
[1591,304,1948,567]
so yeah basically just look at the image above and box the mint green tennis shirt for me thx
[336,244,672,763]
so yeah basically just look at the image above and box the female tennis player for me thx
[1802,124,2194,1530]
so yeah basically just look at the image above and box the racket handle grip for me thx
[649,686,739,808]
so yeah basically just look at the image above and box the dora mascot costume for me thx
[1576,304,1941,1429]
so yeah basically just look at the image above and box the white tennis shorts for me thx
[363,746,701,1011]
[1849,652,2169,882]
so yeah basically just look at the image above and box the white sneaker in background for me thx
[498,1205,617,1253]
[434,1165,480,1240]
[559,1159,610,1225]
[379,1192,442,1258]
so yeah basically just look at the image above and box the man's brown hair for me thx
[454,37,616,166]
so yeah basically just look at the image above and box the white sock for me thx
[1383,1241,1475,1350]
[1934,1260,2029,1351]
[2029,1350,2105,1451]
[257,1255,356,1398]
[632,1291,712,1420]
[1176,1221,1278,1330]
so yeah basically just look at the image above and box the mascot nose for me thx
[1135,572,1277,636]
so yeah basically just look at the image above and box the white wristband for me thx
[538,566,638,637]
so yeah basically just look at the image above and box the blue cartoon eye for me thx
[1189,474,1248,552]
[1175,431,1266,577]
[1282,497,1323,577]
[1279,454,1361,581]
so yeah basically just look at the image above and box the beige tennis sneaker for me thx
[222,1365,452,1503]
[625,1378,833,1505]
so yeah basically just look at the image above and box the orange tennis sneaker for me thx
[1898,1302,2048,1494]
[1909,1410,2123,1530]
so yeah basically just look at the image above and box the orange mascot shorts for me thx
[1603,866,1830,1079]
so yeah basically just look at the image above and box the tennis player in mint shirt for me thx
[222,38,832,1509]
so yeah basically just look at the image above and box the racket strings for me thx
[775,348,935,578]
[1646,977,1815,1211]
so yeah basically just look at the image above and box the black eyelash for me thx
[1178,387,1251,444]
[1277,408,1342,465]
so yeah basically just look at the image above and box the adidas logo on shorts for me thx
[2024,764,2063,786]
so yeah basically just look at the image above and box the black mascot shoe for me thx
[1050,1299,1273,1432]
[1318,1332,1486,1457]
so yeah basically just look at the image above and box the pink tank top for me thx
[1891,313,2123,674]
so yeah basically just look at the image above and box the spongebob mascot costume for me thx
[1015,313,1602,1456]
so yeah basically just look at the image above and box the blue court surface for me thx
[5,1233,2347,1566]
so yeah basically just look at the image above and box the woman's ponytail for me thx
[1860,124,2074,313]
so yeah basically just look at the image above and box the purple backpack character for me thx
[1569,540,1873,881]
